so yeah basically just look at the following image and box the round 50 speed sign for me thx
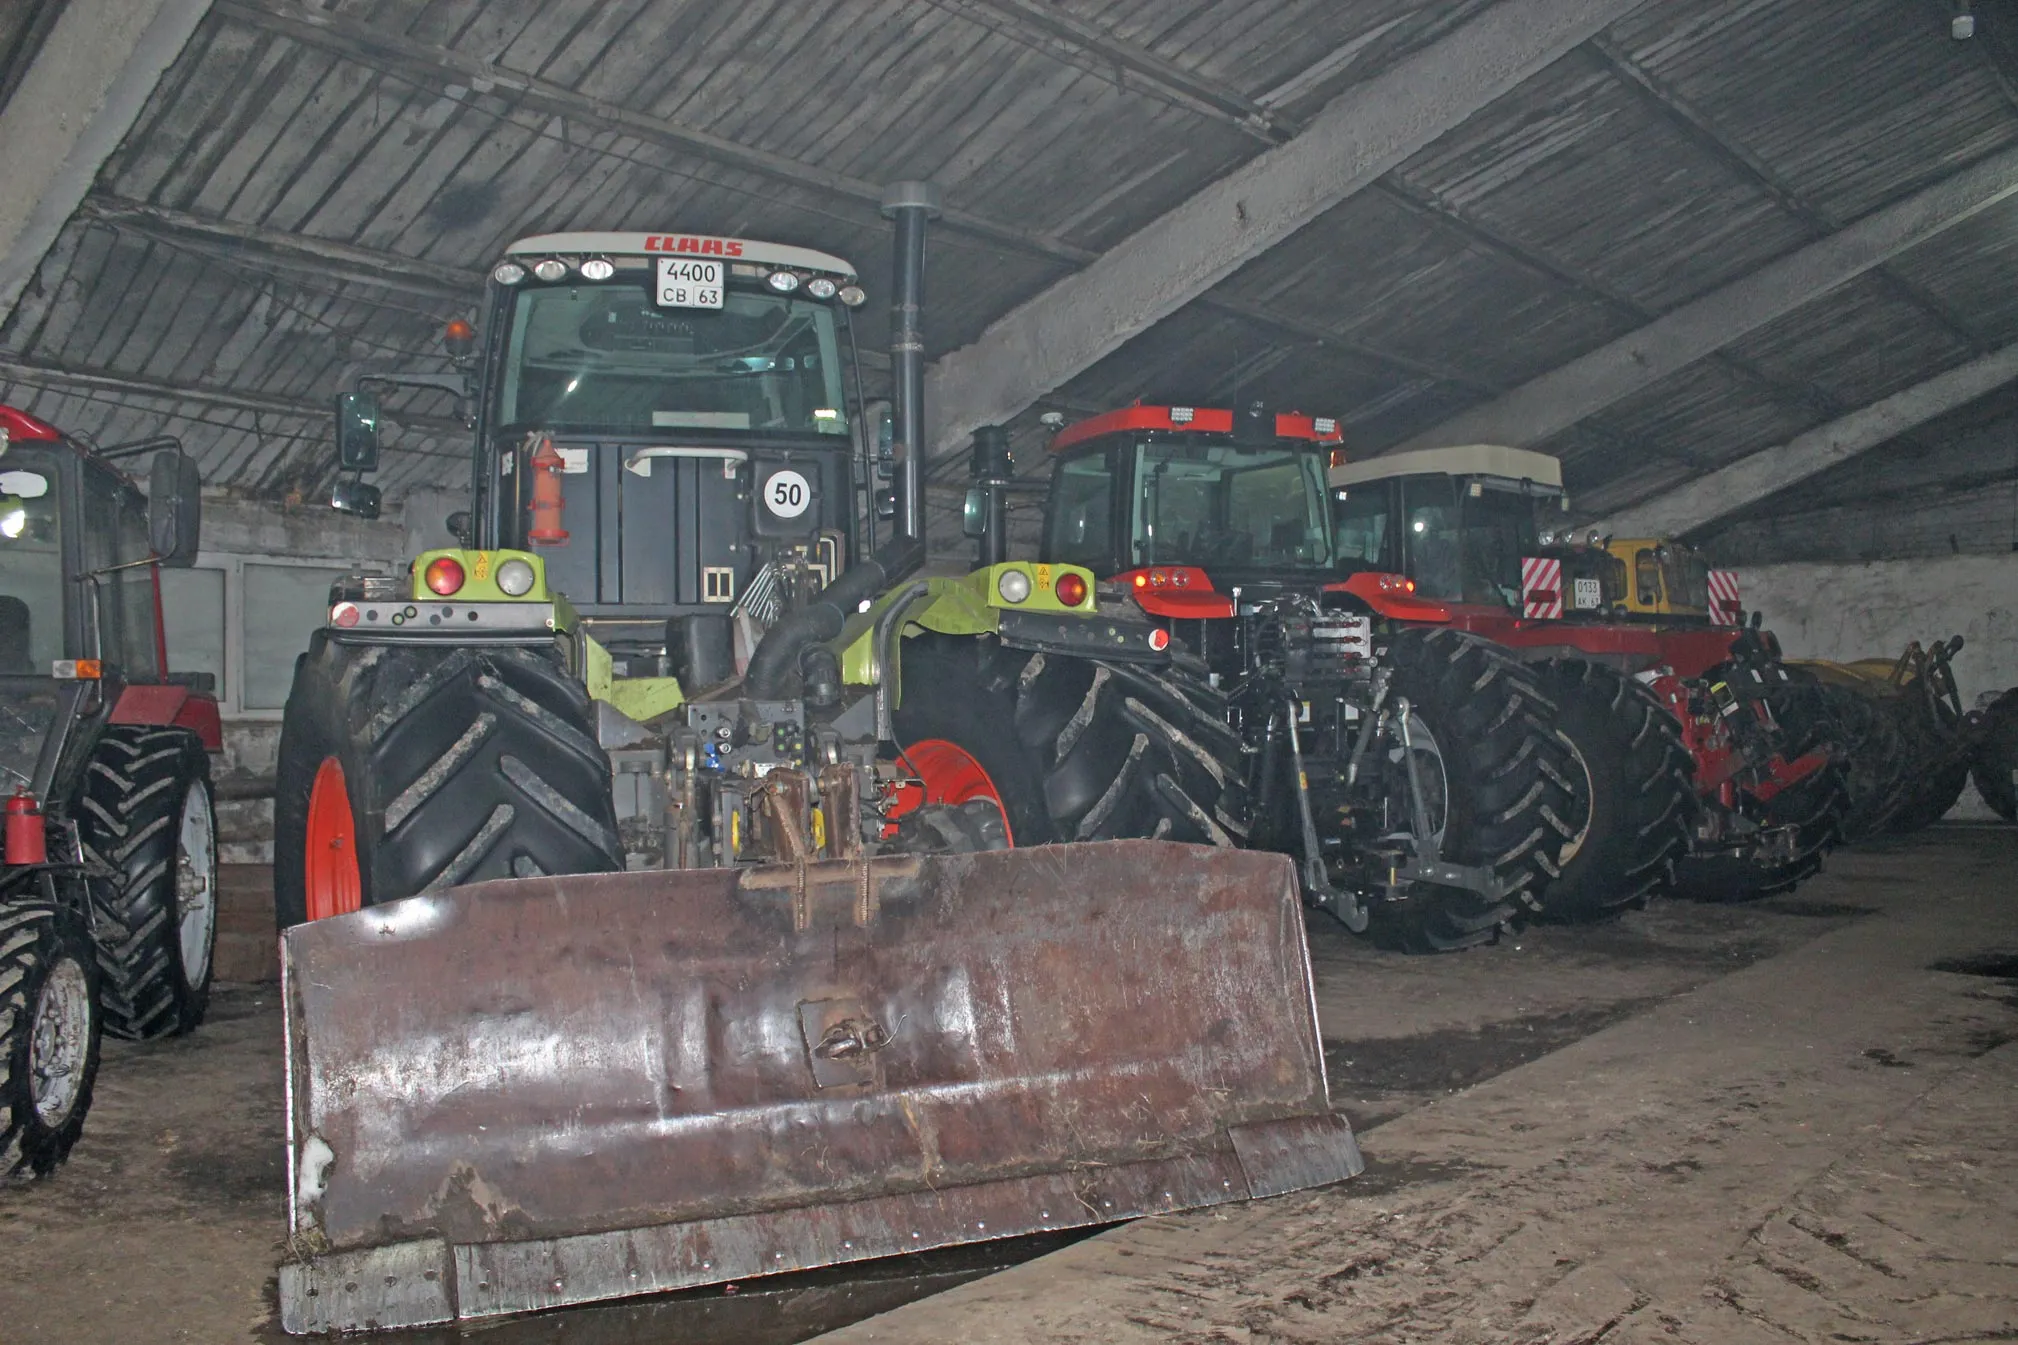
[764,468,812,519]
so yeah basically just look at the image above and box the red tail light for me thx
[424,556,466,596]
[1054,572,1089,607]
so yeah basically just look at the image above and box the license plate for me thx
[656,258,724,309]
[1573,577,1602,609]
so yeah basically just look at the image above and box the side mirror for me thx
[335,391,381,472]
[962,487,988,538]
[147,451,202,567]
[331,477,382,520]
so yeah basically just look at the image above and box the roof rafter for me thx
[1595,342,2018,535]
[1399,145,2018,452]
[925,0,1643,458]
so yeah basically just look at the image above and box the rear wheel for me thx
[892,633,1247,849]
[1534,659,1693,921]
[0,890,102,1177]
[74,726,216,1039]
[274,636,622,928]
[1358,629,1580,953]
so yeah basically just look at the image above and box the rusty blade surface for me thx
[280,841,1355,1330]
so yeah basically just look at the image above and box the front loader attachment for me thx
[278,841,1359,1333]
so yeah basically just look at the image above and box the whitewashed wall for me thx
[1735,554,2018,821]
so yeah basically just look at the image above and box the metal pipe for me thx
[880,181,942,545]
[970,423,1012,568]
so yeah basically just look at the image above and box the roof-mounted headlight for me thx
[492,261,526,285]
[805,276,837,300]
[838,285,867,307]
[532,257,568,283]
[766,270,801,293]
[578,257,615,281]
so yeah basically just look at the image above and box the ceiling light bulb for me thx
[0,505,22,538]
[1954,10,1975,38]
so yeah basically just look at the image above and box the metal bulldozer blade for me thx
[278,841,1360,1334]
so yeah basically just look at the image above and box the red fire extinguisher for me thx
[527,437,569,546]
[4,788,46,866]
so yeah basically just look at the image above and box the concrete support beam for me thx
[1399,147,2018,453]
[1600,343,2018,537]
[0,0,213,322]
[924,0,1641,459]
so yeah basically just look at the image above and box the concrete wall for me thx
[1735,554,2018,821]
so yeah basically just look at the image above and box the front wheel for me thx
[274,636,623,929]
[892,633,1248,849]
[0,890,102,1177]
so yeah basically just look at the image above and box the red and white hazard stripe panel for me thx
[1520,556,1563,619]
[1708,569,1742,625]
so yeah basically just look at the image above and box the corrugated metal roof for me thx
[1,0,2014,561]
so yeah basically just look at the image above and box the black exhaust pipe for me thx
[880,181,941,546]
[744,183,940,700]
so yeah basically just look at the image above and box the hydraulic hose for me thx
[743,535,926,699]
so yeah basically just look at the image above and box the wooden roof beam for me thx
[1594,342,2018,536]
[0,0,214,323]
[924,0,1642,460]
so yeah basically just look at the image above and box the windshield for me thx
[494,279,849,436]
[1129,441,1334,569]
[1402,477,1543,607]
[0,458,62,675]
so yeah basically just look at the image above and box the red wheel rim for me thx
[305,756,362,920]
[891,738,1014,844]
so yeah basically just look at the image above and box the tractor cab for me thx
[1041,401,1344,594]
[1326,444,1741,629]
[0,406,212,799]
[330,232,872,684]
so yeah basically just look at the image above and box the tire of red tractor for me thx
[0,890,102,1178]
[1673,759,1851,901]
[1359,628,1581,953]
[1533,658,1694,922]
[74,726,217,1040]
[274,635,623,929]
[892,633,1248,848]
[1972,689,2018,823]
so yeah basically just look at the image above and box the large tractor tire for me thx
[74,726,217,1040]
[1357,628,1579,953]
[0,888,101,1177]
[1674,760,1850,901]
[892,633,1247,849]
[1972,688,2018,823]
[274,636,622,928]
[1534,658,1693,922]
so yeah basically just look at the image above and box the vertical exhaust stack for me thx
[880,181,941,547]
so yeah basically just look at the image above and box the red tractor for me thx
[1327,444,1847,911]
[0,405,220,1175]
[1013,402,1579,951]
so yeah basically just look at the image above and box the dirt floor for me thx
[0,828,2012,1343]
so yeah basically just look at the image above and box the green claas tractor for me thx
[270,187,1360,1334]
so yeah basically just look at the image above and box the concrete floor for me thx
[0,829,2012,1343]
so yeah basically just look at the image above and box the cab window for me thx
[1332,484,1393,569]
[1044,448,1116,572]
[81,463,160,680]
